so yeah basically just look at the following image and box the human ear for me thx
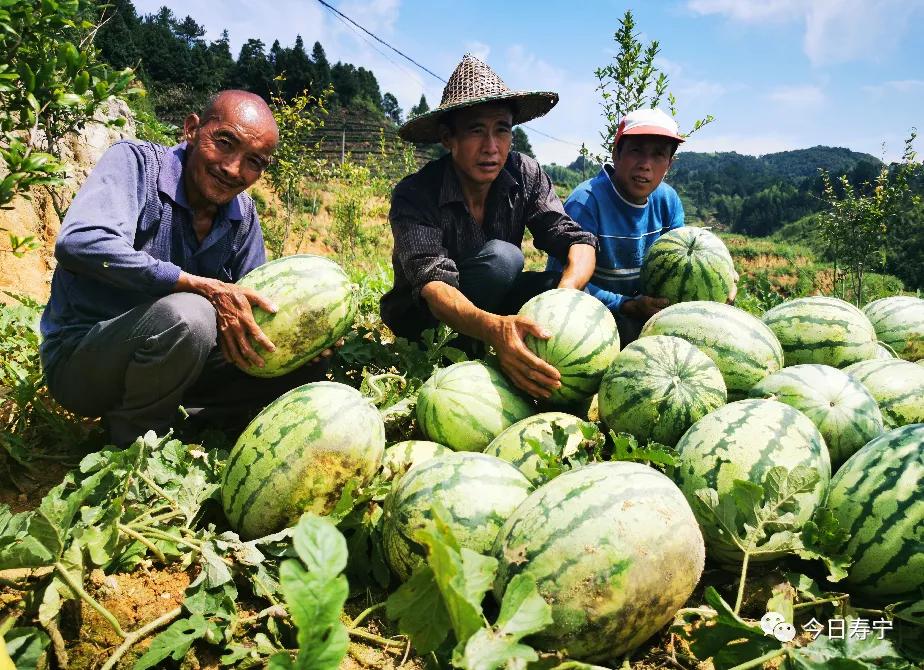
[183,114,201,143]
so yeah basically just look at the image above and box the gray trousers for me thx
[46,293,327,447]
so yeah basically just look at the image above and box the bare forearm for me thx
[558,243,596,290]
[420,281,500,345]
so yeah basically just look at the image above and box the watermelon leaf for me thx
[386,565,453,654]
[608,431,677,468]
[796,508,852,582]
[132,614,211,670]
[786,625,916,670]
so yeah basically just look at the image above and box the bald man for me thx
[41,90,327,446]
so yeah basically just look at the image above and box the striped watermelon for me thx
[843,359,924,429]
[518,289,620,405]
[639,301,784,400]
[382,453,531,581]
[863,296,924,362]
[483,412,587,484]
[221,382,385,538]
[381,441,449,480]
[599,335,727,446]
[748,364,884,465]
[492,462,704,661]
[416,361,535,452]
[673,399,830,563]
[237,254,357,377]
[640,226,736,304]
[761,296,877,368]
[823,424,924,599]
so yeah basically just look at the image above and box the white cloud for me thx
[679,132,797,157]
[767,84,825,108]
[687,0,924,66]
[863,79,924,97]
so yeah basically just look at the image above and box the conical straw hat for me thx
[399,53,559,144]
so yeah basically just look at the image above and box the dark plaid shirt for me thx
[380,151,596,328]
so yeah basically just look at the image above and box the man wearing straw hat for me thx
[380,54,597,399]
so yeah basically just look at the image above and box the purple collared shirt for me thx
[39,140,266,372]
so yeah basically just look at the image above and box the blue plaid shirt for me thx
[40,140,265,372]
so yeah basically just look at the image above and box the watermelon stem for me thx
[733,551,750,615]
[54,561,127,638]
[349,601,387,628]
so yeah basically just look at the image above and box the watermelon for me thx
[382,453,531,581]
[673,399,830,563]
[381,441,449,480]
[599,335,726,446]
[639,301,784,400]
[222,382,384,538]
[822,424,924,599]
[518,289,620,405]
[863,295,924,362]
[483,412,587,484]
[640,226,736,304]
[843,359,924,429]
[492,462,704,661]
[416,361,535,452]
[761,296,877,368]
[237,254,357,377]
[748,364,884,465]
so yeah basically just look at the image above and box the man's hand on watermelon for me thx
[620,295,669,321]
[489,315,562,399]
[309,338,345,365]
[726,271,740,304]
[176,272,277,369]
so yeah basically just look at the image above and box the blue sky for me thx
[133,0,924,165]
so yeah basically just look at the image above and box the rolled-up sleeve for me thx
[523,164,596,262]
[54,143,182,293]
[389,186,459,303]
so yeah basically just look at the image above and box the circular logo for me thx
[773,621,797,642]
[760,612,785,636]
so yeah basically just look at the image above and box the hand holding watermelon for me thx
[620,294,669,321]
[487,314,562,399]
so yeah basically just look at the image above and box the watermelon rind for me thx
[416,361,535,452]
[599,335,727,446]
[518,288,620,406]
[761,296,877,368]
[381,441,449,480]
[639,301,784,400]
[748,364,884,465]
[237,254,357,377]
[483,412,587,483]
[640,226,736,304]
[823,424,924,599]
[843,359,924,429]
[863,295,924,362]
[673,399,831,563]
[492,461,704,661]
[221,381,385,539]
[382,452,532,581]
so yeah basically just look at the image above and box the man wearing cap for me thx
[380,54,597,399]
[547,108,736,344]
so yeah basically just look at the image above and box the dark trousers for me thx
[386,239,560,346]
[46,293,326,447]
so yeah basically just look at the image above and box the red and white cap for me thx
[614,108,685,145]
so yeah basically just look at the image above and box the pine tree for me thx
[409,94,429,118]
[311,41,331,91]
[512,127,535,158]
[234,38,274,99]
[285,35,313,99]
[382,92,402,124]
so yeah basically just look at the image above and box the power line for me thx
[313,0,583,150]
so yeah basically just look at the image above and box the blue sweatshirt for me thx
[39,140,266,372]
[546,165,684,312]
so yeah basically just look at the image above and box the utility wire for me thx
[313,0,583,150]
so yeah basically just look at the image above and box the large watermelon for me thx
[518,289,620,405]
[748,364,884,465]
[222,382,384,538]
[822,424,924,599]
[640,226,736,304]
[416,361,535,452]
[382,453,531,581]
[492,462,704,661]
[843,359,924,429]
[380,441,449,480]
[673,399,830,564]
[599,335,726,446]
[639,301,784,400]
[483,412,587,484]
[237,255,357,377]
[762,296,877,368]
[863,295,924,362]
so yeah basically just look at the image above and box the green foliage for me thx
[819,131,921,305]
[265,82,332,258]
[592,10,713,160]
[512,127,535,158]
